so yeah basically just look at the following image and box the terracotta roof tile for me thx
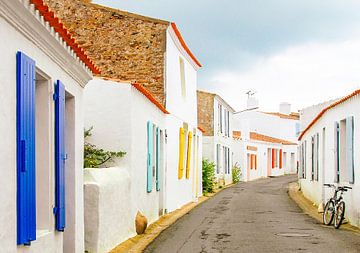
[250,132,297,145]
[31,0,100,74]
[262,112,300,120]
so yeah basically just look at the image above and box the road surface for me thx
[144,175,360,253]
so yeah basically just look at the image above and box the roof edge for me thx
[170,22,202,68]
[299,89,360,140]
[31,0,100,75]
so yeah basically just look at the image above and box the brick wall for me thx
[44,0,169,106]
[197,91,215,136]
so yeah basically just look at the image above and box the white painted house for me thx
[0,0,98,252]
[232,131,297,181]
[298,90,360,228]
[197,91,235,185]
[234,100,301,143]
[44,2,202,252]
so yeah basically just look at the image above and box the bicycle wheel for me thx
[323,200,335,225]
[334,201,345,229]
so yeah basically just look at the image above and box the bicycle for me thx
[323,184,352,229]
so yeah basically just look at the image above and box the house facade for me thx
[198,90,235,185]
[233,131,297,181]
[0,0,97,252]
[298,90,360,228]
[44,1,203,252]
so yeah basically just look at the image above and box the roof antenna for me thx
[246,90,256,98]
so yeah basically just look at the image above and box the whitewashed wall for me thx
[232,137,297,182]
[164,28,202,212]
[299,94,360,227]
[234,111,299,143]
[0,5,91,252]
[84,79,166,251]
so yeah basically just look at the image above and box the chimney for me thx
[247,97,259,110]
[279,102,291,115]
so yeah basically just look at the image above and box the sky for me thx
[94,0,360,112]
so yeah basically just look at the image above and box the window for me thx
[336,117,355,183]
[299,142,306,179]
[216,144,221,174]
[179,57,186,99]
[35,71,52,233]
[219,104,223,134]
[16,52,67,244]
[311,134,320,181]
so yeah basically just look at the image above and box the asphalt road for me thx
[144,175,360,253]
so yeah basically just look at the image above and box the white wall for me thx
[300,99,337,132]
[84,79,166,250]
[164,29,202,212]
[299,94,360,227]
[0,7,90,253]
[234,111,299,143]
[201,98,234,185]
[84,167,133,253]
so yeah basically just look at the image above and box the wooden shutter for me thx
[147,122,154,192]
[311,136,315,180]
[315,133,319,181]
[279,149,283,169]
[178,127,185,179]
[346,117,354,184]
[186,131,193,179]
[54,80,66,231]
[156,128,161,191]
[16,52,36,245]
[271,149,275,169]
[334,122,340,183]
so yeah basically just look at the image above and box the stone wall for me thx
[44,0,169,106]
[197,90,215,136]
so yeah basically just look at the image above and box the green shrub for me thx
[202,159,216,194]
[232,162,241,183]
[84,127,126,168]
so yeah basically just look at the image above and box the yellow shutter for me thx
[178,127,185,179]
[186,131,193,179]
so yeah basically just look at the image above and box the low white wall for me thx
[84,167,135,253]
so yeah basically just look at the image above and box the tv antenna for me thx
[245,90,256,98]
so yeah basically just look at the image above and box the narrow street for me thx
[145,175,360,253]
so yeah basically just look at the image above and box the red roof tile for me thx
[30,0,100,74]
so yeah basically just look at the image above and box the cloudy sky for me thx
[94,0,360,112]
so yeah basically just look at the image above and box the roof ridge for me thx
[83,1,169,25]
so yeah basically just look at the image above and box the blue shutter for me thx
[16,52,36,245]
[147,122,153,192]
[54,80,66,231]
[156,127,161,191]
[346,116,354,184]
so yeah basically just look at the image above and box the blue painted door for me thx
[16,51,36,245]
[54,80,66,231]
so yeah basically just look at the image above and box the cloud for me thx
[206,39,360,111]
[94,0,360,111]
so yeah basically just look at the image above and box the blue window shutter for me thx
[54,80,66,231]
[334,122,340,183]
[147,122,153,192]
[16,52,36,245]
[346,116,354,184]
[156,127,161,191]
